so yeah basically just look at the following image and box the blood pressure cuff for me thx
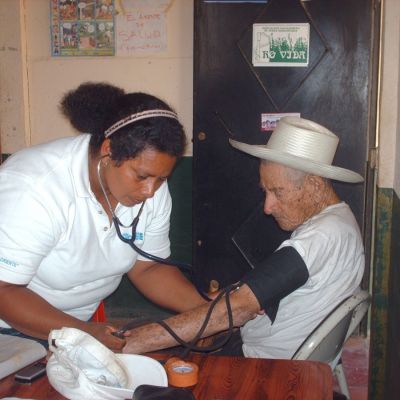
[241,246,309,323]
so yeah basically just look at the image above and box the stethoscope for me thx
[96,159,206,290]
[97,158,240,351]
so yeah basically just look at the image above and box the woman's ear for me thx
[100,139,112,158]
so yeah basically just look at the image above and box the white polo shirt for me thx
[240,202,365,359]
[0,134,172,326]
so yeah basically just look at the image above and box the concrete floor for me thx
[335,336,369,400]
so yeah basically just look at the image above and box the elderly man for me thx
[122,117,365,359]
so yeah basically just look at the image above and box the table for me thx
[0,353,333,399]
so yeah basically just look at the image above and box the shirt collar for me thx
[70,134,92,198]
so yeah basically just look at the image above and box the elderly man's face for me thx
[259,161,317,231]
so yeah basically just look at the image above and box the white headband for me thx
[104,109,178,138]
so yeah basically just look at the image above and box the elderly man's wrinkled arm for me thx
[122,283,260,354]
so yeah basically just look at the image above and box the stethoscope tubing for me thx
[97,159,209,299]
[113,216,192,271]
[99,159,237,355]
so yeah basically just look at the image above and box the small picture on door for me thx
[261,113,300,132]
[253,23,309,67]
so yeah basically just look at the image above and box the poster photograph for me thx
[252,23,310,67]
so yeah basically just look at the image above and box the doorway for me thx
[193,0,379,293]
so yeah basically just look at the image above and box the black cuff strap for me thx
[241,246,309,323]
[198,290,213,302]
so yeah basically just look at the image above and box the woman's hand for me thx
[84,322,126,352]
[0,281,125,352]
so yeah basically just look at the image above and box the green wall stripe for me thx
[370,188,400,400]
[370,188,392,400]
[0,153,11,163]
[169,157,193,264]
[385,189,400,399]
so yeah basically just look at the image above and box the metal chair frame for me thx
[292,290,371,400]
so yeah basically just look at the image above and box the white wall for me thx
[378,0,400,197]
[0,0,29,153]
[2,0,400,182]
[0,0,194,155]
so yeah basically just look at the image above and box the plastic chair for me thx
[292,290,371,399]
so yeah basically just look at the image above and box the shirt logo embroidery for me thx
[121,232,144,241]
[136,232,144,241]
[0,257,18,268]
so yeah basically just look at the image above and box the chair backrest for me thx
[292,290,371,366]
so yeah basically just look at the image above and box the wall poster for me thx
[50,0,115,57]
[252,23,309,67]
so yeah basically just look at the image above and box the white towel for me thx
[0,334,46,380]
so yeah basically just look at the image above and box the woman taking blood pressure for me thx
[0,82,206,350]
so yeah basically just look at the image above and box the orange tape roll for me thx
[165,358,199,387]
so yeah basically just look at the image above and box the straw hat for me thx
[229,116,363,183]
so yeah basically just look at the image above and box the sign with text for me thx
[116,0,170,55]
[116,9,167,55]
[252,23,309,67]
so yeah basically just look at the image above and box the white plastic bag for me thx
[47,327,167,400]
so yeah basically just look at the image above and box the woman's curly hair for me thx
[60,82,186,163]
